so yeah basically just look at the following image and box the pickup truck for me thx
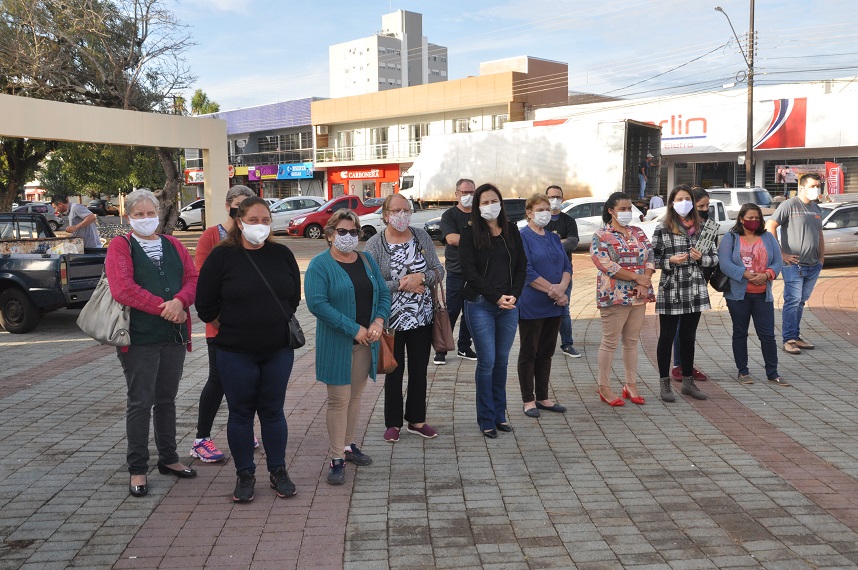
[286,195,380,239]
[0,213,106,334]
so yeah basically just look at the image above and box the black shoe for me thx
[535,401,567,413]
[157,462,197,478]
[523,406,541,418]
[344,443,373,466]
[457,348,478,360]
[433,353,446,365]
[233,470,255,503]
[482,428,498,439]
[129,477,148,498]
[495,423,513,432]
[327,459,346,485]
[269,467,296,498]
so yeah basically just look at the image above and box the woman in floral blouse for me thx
[652,184,719,402]
[590,192,655,407]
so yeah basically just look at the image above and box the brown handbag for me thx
[377,328,397,374]
[431,269,455,352]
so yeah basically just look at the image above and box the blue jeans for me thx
[439,271,473,355]
[464,296,519,430]
[726,294,779,380]
[672,327,682,367]
[781,263,822,343]
[559,281,574,347]
[638,174,647,199]
[218,347,294,475]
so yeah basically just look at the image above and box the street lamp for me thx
[715,3,755,187]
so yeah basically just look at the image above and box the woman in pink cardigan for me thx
[106,189,199,498]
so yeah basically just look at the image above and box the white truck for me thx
[400,118,662,202]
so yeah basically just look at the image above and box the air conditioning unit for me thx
[316,125,329,135]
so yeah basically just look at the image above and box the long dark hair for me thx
[731,203,766,236]
[664,184,700,235]
[222,197,273,247]
[470,183,508,250]
[602,192,630,223]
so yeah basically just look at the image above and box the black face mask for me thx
[698,209,709,221]
[229,207,239,219]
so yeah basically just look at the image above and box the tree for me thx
[0,0,195,232]
[190,89,219,115]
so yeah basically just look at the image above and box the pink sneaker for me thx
[190,438,225,463]
[406,423,438,439]
[383,427,400,443]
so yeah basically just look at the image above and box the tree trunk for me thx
[155,147,182,235]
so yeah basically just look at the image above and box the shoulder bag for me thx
[431,268,455,352]
[357,251,397,374]
[242,248,305,349]
[76,236,131,346]
[708,232,733,293]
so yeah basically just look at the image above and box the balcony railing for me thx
[315,141,422,163]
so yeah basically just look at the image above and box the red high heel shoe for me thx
[622,386,645,405]
[597,390,625,407]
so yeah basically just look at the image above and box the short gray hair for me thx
[125,189,159,213]
[226,185,255,204]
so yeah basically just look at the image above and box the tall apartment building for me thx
[329,10,448,98]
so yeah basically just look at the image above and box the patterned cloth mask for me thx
[333,233,359,253]
[388,211,411,232]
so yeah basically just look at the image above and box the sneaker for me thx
[190,438,225,463]
[769,377,791,387]
[269,467,296,498]
[344,444,373,466]
[406,423,438,439]
[794,337,815,350]
[670,366,683,381]
[560,345,582,358]
[384,427,400,443]
[737,374,756,385]
[253,436,260,449]
[233,470,255,503]
[433,353,446,365]
[457,348,478,360]
[691,367,708,381]
[783,340,801,355]
[327,458,345,485]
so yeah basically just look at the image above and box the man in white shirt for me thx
[649,194,664,210]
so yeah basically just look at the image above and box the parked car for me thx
[12,203,64,232]
[561,197,644,225]
[286,195,379,239]
[638,199,733,242]
[357,207,386,240]
[269,196,326,234]
[87,199,120,216]
[176,199,205,231]
[819,202,858,261]
[424,199,527,245]
[707,187,775,218]
[363,197,385,208]
[424,217,443,243]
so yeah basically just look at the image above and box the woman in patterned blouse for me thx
[652,185,719,402]
[366,194,445,443]
[590,192,655,407]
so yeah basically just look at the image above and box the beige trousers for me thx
[326,344,371,459]
[598,303,647,387]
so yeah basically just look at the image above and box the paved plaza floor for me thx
[1,237,857,569]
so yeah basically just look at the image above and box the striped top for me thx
[132,234,163,267]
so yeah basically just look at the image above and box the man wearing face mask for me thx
[544,185,580,357]
[765,173,826,355]
[435,178,478,365]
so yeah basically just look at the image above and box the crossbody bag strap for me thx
[242,248,290,319]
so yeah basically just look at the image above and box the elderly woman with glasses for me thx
[106,189,199,498]
[305,210,391,486]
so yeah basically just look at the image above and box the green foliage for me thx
[191,89,220,115]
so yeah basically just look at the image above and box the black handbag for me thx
[708,232,733,293]
[242,248,305,349]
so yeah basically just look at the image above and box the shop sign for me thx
[340,169,381,179]
[228,165,235,179]
[184,169,204,184]
[248,165,278,181]
[277,162,314,179]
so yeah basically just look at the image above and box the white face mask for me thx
[616,211,634,226]
[673,200,694,217]
[548,198,563,210]
[532,211,551,227]
[459,194,474,208]
[129,216,159,237]
[388,211,411,232]
[333,233,359,253]
[804,186,820,201]
[241,223,270,245]
[480,203,502,221]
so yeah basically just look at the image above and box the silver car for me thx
[269,196,326,234]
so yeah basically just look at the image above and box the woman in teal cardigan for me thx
[305,210,391,486]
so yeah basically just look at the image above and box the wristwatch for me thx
[420,274,426,285]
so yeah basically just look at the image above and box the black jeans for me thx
[195,338,224,439]
[384,322,433,428]
[657,313,702,378]
[438,271,472,355]
[517,317,562,403]
[117,342,186,475]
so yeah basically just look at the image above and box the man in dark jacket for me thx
[545,185,581,357]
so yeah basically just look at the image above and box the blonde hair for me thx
[525,193,550,212]
[381,193,410,223]
[324,209,362,242]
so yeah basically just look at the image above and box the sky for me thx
[172,0,858,112]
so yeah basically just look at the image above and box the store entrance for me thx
[674,162,738,188]
[361,181,377,200]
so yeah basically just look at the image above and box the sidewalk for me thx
[1,251,857,569]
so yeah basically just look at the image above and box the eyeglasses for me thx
[172,324,186,345]
[389,209,410,215]
[335,228,359,237]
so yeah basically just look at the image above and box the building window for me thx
[492,114,509,130]
[370,127,388,159]
[454,119,469,134]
